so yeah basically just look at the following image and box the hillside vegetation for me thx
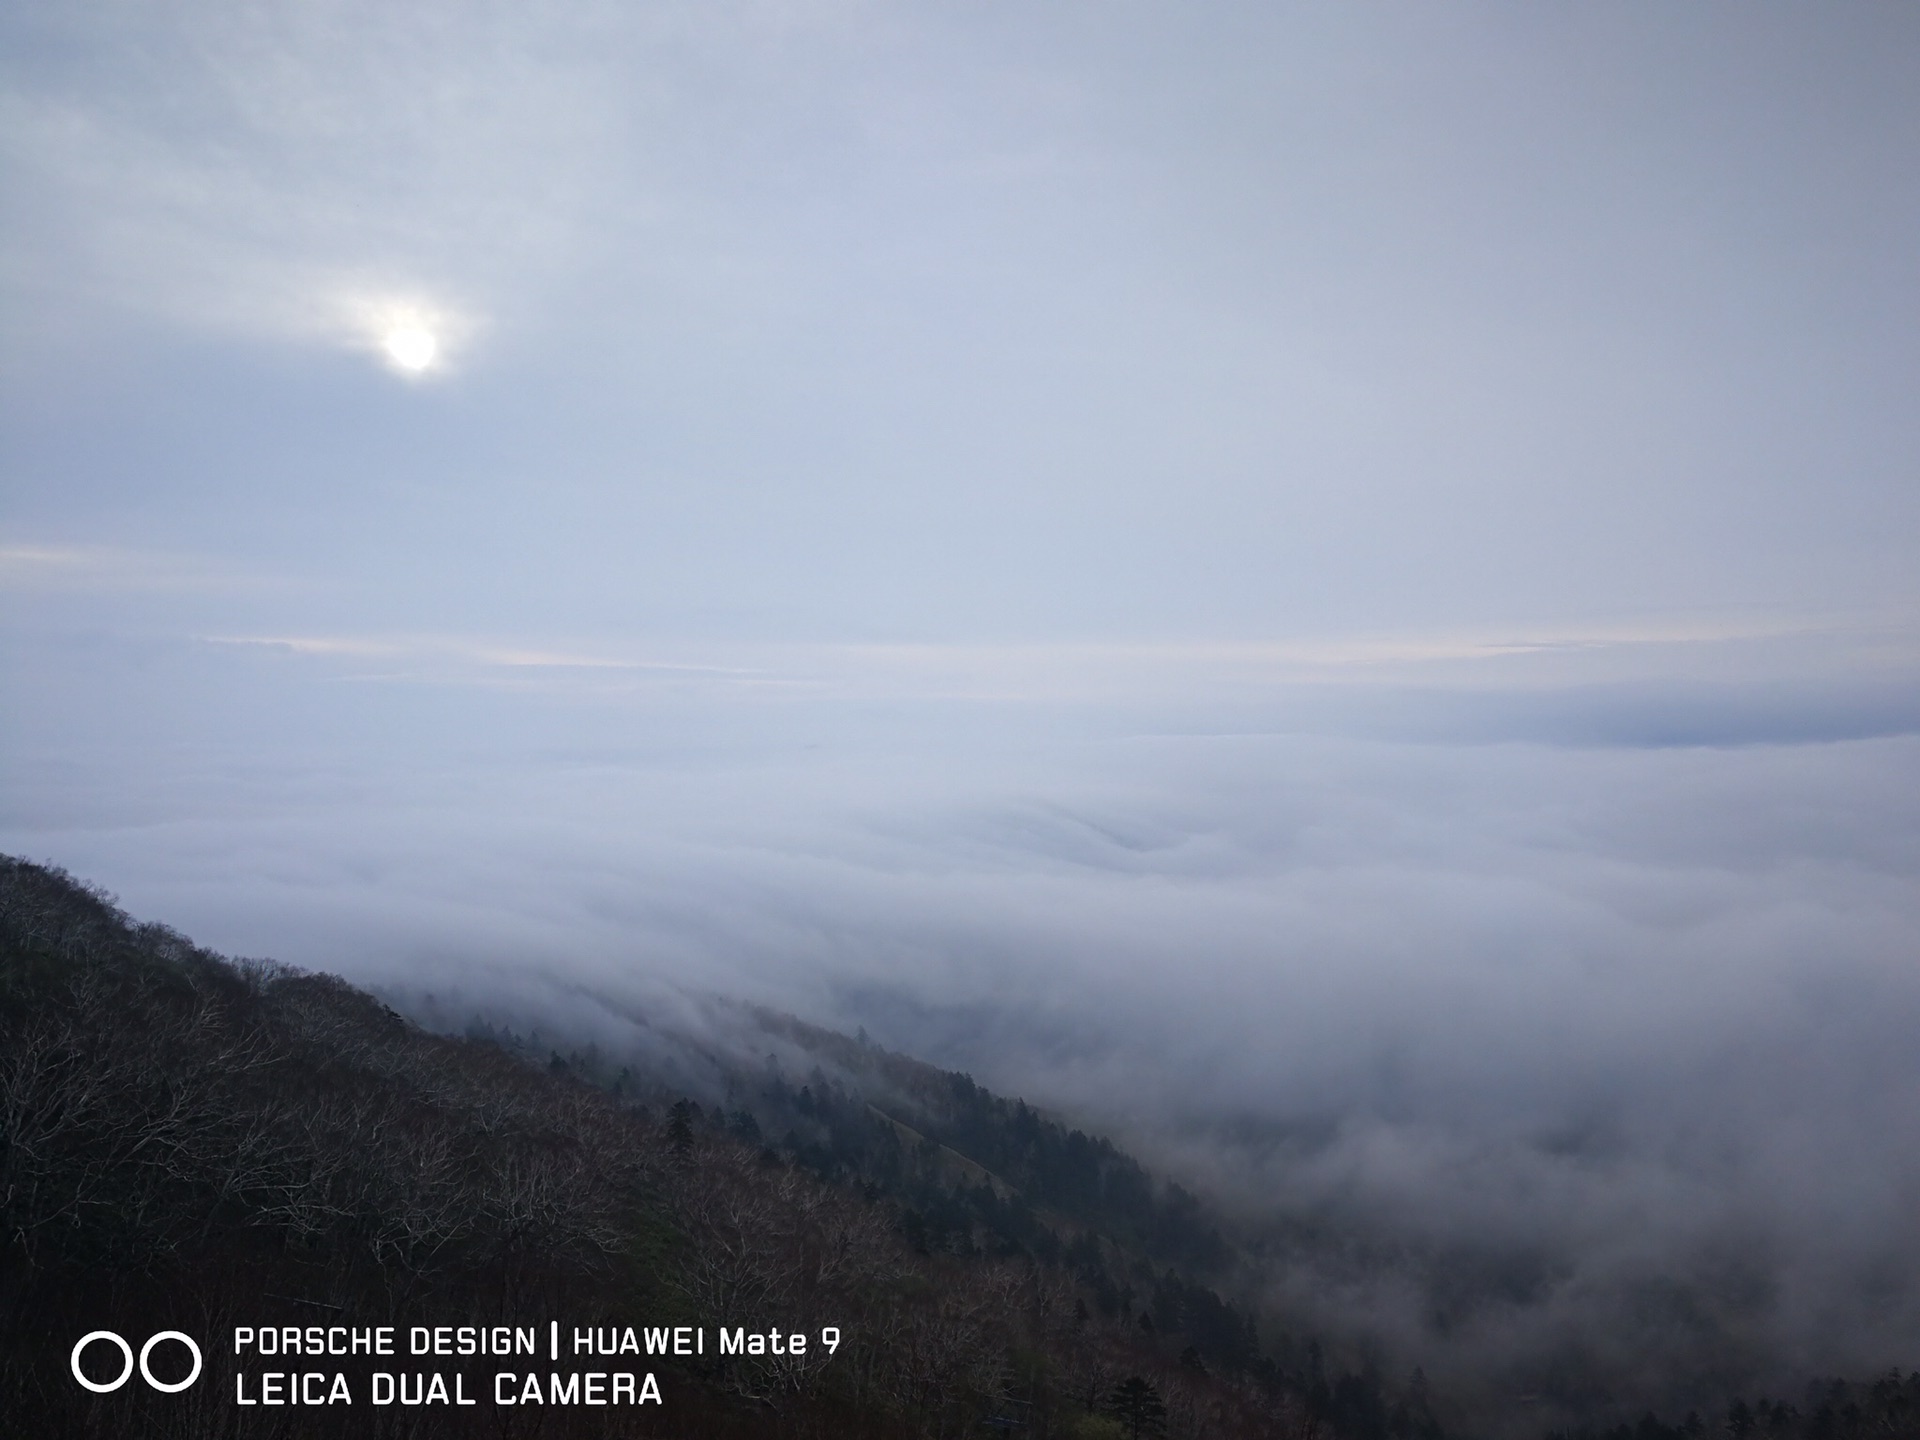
[1,856,1911,1440]
[0,856,1409,1439]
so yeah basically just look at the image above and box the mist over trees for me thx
[6,3,1918,1434]
[0,856,1396,1438]
[4,856,1914,1439]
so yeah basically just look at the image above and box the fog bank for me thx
[6,627,1918,1418]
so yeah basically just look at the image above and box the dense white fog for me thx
[6,626,1918,1406]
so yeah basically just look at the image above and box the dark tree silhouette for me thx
[667,1097,696,1157]
[1108,1375,1169,1440]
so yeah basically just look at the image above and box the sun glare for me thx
[340,291,471,380]
[382,325,439,375]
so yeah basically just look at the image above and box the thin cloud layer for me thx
[2,0,647,362]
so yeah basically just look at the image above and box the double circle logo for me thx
[70,1331,202,1393]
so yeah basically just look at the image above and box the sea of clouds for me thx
[6,623,1917,1421]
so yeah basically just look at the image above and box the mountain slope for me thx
[5,856,1909,1440]
[0,855,1389,1439]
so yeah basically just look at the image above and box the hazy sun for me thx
[340,290,472,379]
[382,325,439,375]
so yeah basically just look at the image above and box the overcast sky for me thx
[6,1,1919,642]
[4,1,1920,1409]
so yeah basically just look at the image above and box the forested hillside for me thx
[1,856,1911,1440]
[463,1006,1244,1320]
[0,856,1413,1438]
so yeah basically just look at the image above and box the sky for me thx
[4,0,1920,1414]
